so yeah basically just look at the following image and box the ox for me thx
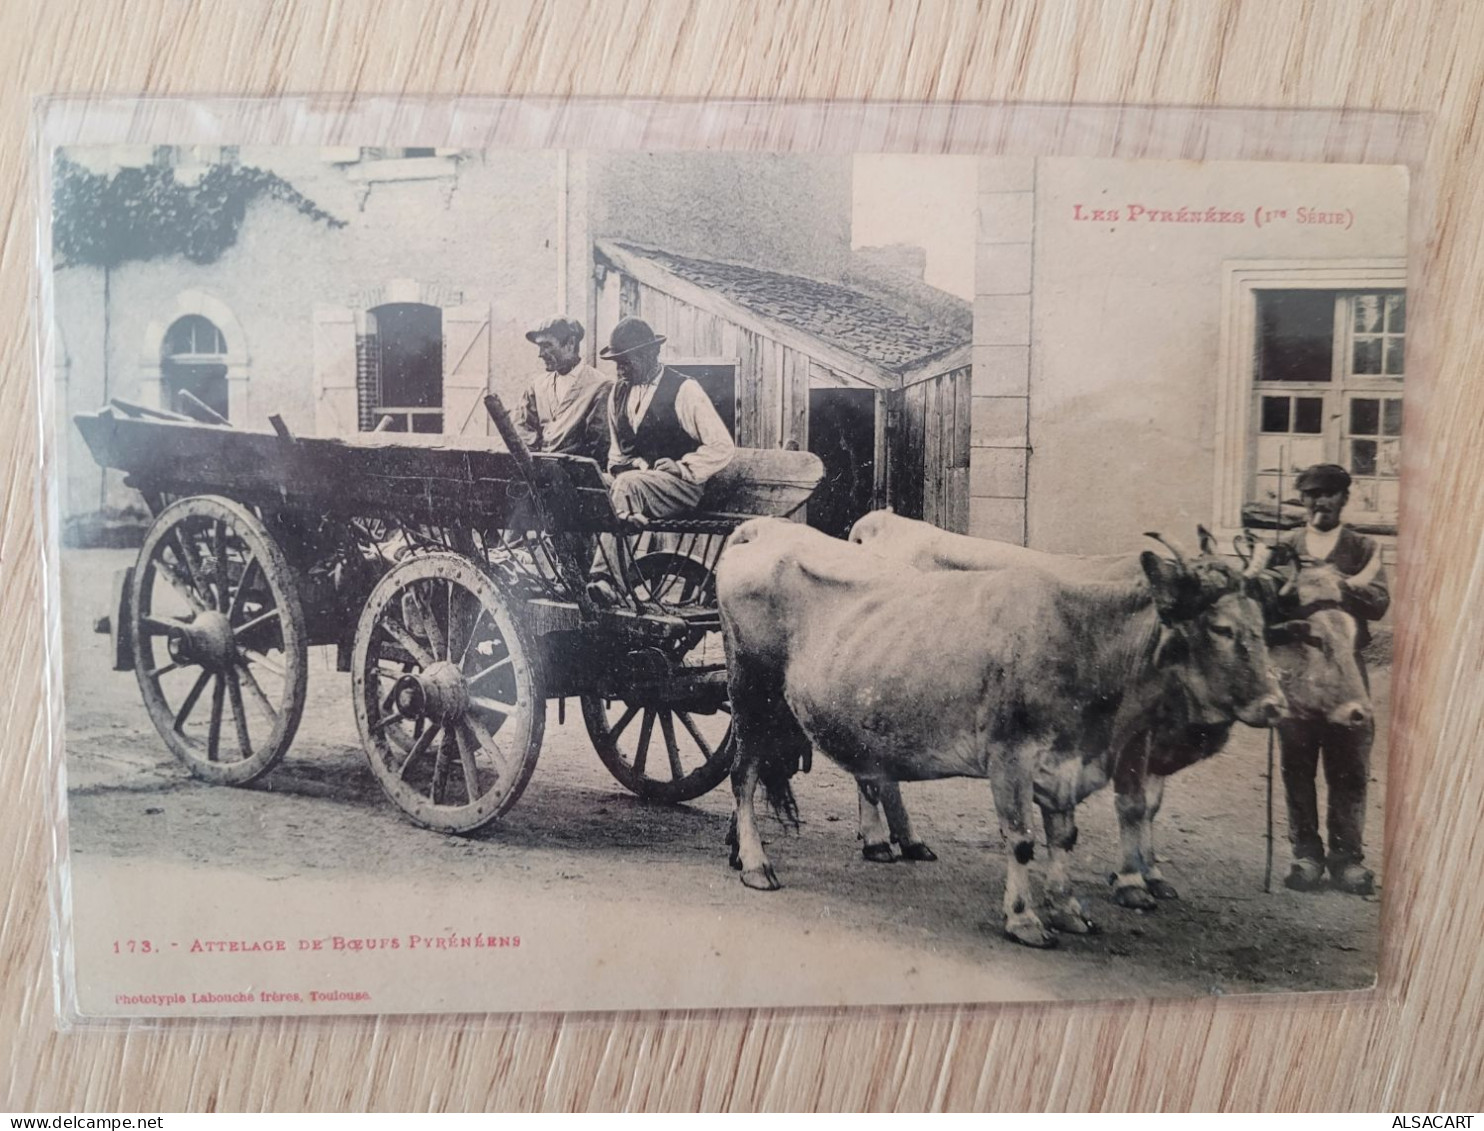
[848,510,1372,910]
[717,517,1285,947]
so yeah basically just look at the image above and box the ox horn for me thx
[1142,531,1188,567]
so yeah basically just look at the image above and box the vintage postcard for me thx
[43,134,1408,1017]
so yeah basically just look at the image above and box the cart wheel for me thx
[626,549,716,610]
[130,496,307,784]
[352,551,544,834]
[587,547,734,802]
[583,697,734,804]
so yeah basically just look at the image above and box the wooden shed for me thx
[592,240,972,537]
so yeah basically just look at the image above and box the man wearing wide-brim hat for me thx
[514,316,612,464]
[600,316,735,525]
[1276,462,1390,897]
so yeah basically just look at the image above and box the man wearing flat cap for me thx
[514,317,612,464]
[600,316,735,525]
[1276,462,1390,896]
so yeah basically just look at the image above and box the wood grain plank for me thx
[4,0,1483,1114]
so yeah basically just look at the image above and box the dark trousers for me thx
[1278,714,1374,867]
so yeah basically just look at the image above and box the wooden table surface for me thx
[4,1,1482,1112]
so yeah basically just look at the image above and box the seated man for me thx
[514,316,612,463]
[1277,462,1390,896]
[600,317,735,526]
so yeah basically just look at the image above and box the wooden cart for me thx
[75,397,823,834]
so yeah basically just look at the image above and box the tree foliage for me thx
[52,153,347,269]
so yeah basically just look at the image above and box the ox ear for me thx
[1197,525,1219,556]
[1141,551,1195,624]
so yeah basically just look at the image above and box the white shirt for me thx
[1304,523,1343,562]
[609,374,736,484]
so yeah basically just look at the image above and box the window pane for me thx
[1294,397,1323,433]
[373,302,443,409]
[1353,294,1384,333]
[1352,337,1383,374]
[412,413,444,434]
[1261,396,1291,433]
[1350,398,1380,436]
[1379,439,1401,477]
[1257,290,1335,382]
[1385,337,1405,375]
[1351,439,1378,476]
[1386,294,1406,333]
[1383,399,1403,436]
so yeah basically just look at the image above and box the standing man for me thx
[514,317,612,464]
[1278,463,1390,896]
[600,317,735,526]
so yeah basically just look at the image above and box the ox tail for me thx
[757,751,801,831]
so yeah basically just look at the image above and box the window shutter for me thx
[313,306,360,435]
[442,304,491,437]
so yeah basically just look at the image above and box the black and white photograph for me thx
[44,140,1408,1015]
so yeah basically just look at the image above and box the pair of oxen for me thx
[716,511,1371,948]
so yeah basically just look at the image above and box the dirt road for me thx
[58,548,1384,1011]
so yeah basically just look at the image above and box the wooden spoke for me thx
[227,555,261,623]
[148,660,182,680]
[659,711,684,781]
[206,674,226,762]
[140,614,189,636]
[235,661,279,725]
[158,549,209,614]
[240,648,286,680]
[380,616,436,669]
[171,529,209,605]
[233,608,281,639]
[675,711,714,761]
[466,655,512,686]
[470,695,518,718]
[457,607,488,668]
[633,709,656,776]
[172,670,213,733]
[454,725,482,802]
[429,730,455,805]
[608,703,640,742]
[226,668,252,758]
[213,520,229,611]
[414,584,447,662]
[445,579,457,663]
[398,723,441,781]
[464,711,505,762]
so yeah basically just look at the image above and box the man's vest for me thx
[611,368,700,465]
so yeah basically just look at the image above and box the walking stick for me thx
[1264,727,1276,893]
[1263,446,1286,893]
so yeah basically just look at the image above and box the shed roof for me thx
[604,242,969,376]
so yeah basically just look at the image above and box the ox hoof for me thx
[728,846,742,871]
[741,865,782,891]
[1003,915,1058,949]
[1113,884,1159,912]
[1147,878,1180,901]
[900,841,938,862]
[861,842,896,864]
[1045,903,1099,935]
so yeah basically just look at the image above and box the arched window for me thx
[364,303,443,432]
[161,314,230,420]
